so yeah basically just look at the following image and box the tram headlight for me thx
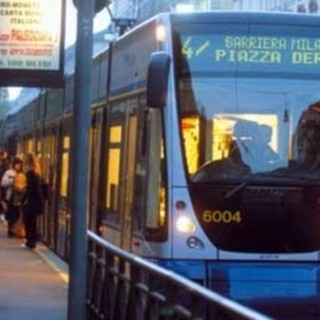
[176,216,196,233]
[156,24,166,42]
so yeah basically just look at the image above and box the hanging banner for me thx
[0,0,65,87]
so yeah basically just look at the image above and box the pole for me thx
[67,0,94,319]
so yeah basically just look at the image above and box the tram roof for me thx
[166,10,320,25]
[7,29,110,115]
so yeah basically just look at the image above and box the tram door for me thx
[119,100,138,251]
[88,110,104,232]
[41,127,59,247]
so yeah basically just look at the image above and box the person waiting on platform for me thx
[0,150,10,221]
[1,157,26,237]
[22,153,44,249]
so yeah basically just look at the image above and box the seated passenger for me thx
[259,124,283,166]
[230,120,283,173]
[294,103,320,171]
[192,120,285,182]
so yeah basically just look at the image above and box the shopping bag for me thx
[10,209,25,238]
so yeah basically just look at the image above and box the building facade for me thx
[113,0,235,24]
[112,0,318,31]
[233,0,319,13]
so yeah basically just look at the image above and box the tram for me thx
[3,11,320,308]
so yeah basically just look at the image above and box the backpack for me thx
[14,172,26,192]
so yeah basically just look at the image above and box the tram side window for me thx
[181,116,200,174]
[26,138,34,154]
[17,137,34,157]
[48,134,57,190]
[41,133,56,193]
[42,135,50,181]
[36,139,42,160]
[143,108,167,237]
[105,121,122,214]
[60,136,70,197]
[106,126,121,211]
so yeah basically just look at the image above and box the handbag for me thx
[1,200,8,213]
[10,208,25,238]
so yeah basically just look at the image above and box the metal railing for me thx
[86,231,271,320]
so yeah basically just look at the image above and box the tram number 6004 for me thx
[202,210,242,224]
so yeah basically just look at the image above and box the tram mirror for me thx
[147,52,171,109]
[73,0,108,14]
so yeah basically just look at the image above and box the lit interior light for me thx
[176,216,196,233]
[156,24,166,42]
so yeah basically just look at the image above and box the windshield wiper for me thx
[225,181,248,199]
[224,171,320,200]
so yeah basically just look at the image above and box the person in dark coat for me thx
[22,153,44,249]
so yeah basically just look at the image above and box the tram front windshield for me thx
[173,18,320,253]
[179,77,320,181]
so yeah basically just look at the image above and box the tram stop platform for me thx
[0,222,68,320]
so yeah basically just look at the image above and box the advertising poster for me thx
[0,0,65,87]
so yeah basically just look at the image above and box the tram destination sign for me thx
[181,33,320,76]
[0,0,65,87]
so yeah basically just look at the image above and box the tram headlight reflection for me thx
[176,216,196,233]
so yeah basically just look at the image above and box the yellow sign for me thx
[216,36,320,65]
[202,210,242,224]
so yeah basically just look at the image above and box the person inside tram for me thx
[192,120,283,181]
[297,4,307,13]
[259,124,283,168]
[294,102,320,172]
[229,120,282,173]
